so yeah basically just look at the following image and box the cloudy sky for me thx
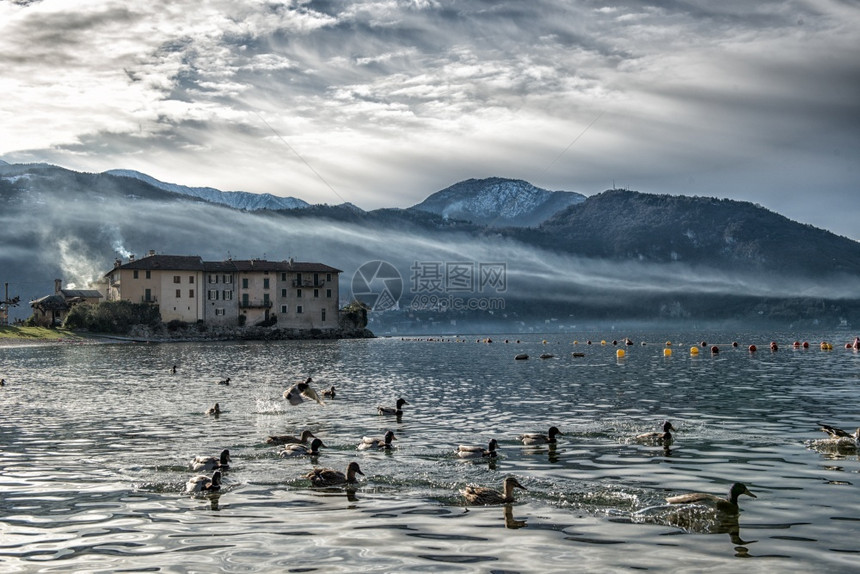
[1,0,858,239]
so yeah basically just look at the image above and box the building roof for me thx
[107,254,341,275]
[109,254,205,274]
[30,294,69,310]
[60,289,103,299]
[229,259,341,273]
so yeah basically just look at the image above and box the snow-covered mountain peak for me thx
[410,177,585,227]
[104,169,310,211]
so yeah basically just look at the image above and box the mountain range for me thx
[1,159,859,330]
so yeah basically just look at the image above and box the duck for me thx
[0,378,5,386]
[358,430,397,450]
[283,377,325,406]
[217,377,231,386]
[818,422,860,439]
[185,470,222,494]
[518,426,562,445]
[457,438,498,459]
[635,420,676,445]
[666,482,757,514]
[322,385,337,399]
[817,422,860,448]
[205,402,221,416]
[190,449,231,472]
[279,437,326,457]
[461,476,527,505]
[378,397,408,416]
[266,429,315,445]
[305,461,364,487]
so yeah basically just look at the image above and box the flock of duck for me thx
[179,374,859,519]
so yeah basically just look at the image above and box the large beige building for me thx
[105,252,341,329]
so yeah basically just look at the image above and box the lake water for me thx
[1,331,859,573]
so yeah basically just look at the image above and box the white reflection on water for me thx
[0,332,859,572]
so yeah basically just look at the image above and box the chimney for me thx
[129,254,135,262]
[147,249,155,257]
[114,258,122,268]
[54,279,62,294]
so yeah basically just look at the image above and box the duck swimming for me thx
[358,430,397,450]
[279,437,325,457]
[205,402,221,416]
[283,377,325,406]
[816,422,860,449]
[305,461,364,487]
[378,397,408,416]
[322,385,337,398]
[818,422,860,440]
[185,470,222,494]
[457,438,499,459]
[190,449,231,472]
[666,482,757,514]
[518,426,562,445]
[461,476,527,505]
[217,377,231,386]
[635,421,676,445]
[266,429,315,445]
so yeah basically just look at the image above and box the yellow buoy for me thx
[663,348,672,357]
[616,349,625,358]
[665,341,672,347]
[690,346,699,355]
[601,340,607,346]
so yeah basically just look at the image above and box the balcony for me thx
[141,296,158,304]
[292,279,325,288]
[239,299,273,309]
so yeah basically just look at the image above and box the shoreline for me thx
[0,325,375,347]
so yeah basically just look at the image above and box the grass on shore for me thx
[0,325,88,341]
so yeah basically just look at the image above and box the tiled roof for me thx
[114,255,204,271]
[60,289,103,299]
[107,254,340,275]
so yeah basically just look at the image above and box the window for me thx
[314,289,319,298]
[223,290,232,300]
[208,290,219,301]
[189,289,195,298]
[223,274,232,284]
[242,293,249,306]
[263,278,270,289]
[281,272,286,281]
[209,274,217,284]
[314,273,319,286]
[321,308,326,322]
[326,273,332,282]
[242,278,248,289]
[326,289,332,298]
[296,305,303,314]
[133,270,139,279]
[145,270,151,279]
[144,288,152,302]
[215,308,225,316]
[173,275,180,284]
[297,288,302,298]
[280,305,288,314]
[296,273,302,285]
[281,288,287,298]
[189,276,195,284]
[175,289,181,298]
[264,293,270,305]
